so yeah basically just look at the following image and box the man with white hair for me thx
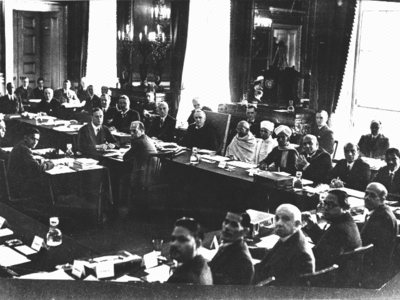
[35,88,61,117]
[187,97,212,126]
[311,110,335,155]
[147,101,176,142]
[255,120,277,164]
[226,121,258,163]
[253,204,315,286]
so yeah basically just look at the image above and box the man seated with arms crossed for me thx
[253,204,315,286]
[361,182,398,286]
[99,94,118,126]
[226,121,257,163]
[180,109,219,151]
[78,107,119,153]
[33,77,47,100]
[35,88,61,118]
[167,217,213,285]
[15,76,34,105]
[147,101,176,142]
[372,148,400,201]
[209,210,254,285]
[295,134,332,184]
[109,95,140,134]
[302,190,361,270]
[358,120,389,159]
[54,79,80,105]
[0,82,24,115]
[255,120,277,164]
[8,127,55,197]
[328,142,371,191]
[259,125,298,175]
[187,97,212,127]
[311,110,335,155]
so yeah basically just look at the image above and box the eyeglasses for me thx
[322,201,339,210]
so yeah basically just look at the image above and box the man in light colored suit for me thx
[54,79,80,105]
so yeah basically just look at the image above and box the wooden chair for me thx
[204,111,231,156]
[337,244,374,288]
[299,264,339,287]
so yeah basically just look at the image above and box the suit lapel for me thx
[88,124,98,146]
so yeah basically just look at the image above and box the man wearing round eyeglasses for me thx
[302,189,361,270]
[226,121,258,163]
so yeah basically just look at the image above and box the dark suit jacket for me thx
[35,98,61,118]
[301,148,332,184]
[361,204,397,276]
[328,158,371,191]
[77,123,119,153]
[167,255,213,285]
[253,230,315,286]
[180,123,219,151]
[0,94,24,114]
[358,134,389,159]
[83,94,101,112]
[373,166,400,199]
[209,239,254,285]
[110,109,140,134]
[247,119,261,138]
[15,86,34,104]
[262,146,299,175]
[147,115,176,142]
[311,125,335,155]
[33,87,48,100]
[304,212,361,270]
[54,88,80,104]
[102,106,119,126]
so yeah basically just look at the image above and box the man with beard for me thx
[209,210,254,285]
[226,121,258,163]
[167,217,213,285]
[373,148,400,200]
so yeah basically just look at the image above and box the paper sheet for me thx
[46,165,76,175]
[111,275,142,282]
[201,155,230,162]
[255,234,280,249]
[52,126,79,132]
[18,269,73,280]
[0,228,13,237]
[0,245,30,267]
[15,245,38,256]
[226,161,257,169]
[144,264,171,283]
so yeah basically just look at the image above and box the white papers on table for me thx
[111,275,142,282]
[246,209,275,225]
[0,228,13,237]
[198,247,218,262]
[15,245,38,256]
[201,155,230,162]
[0,245,30,266]
[62,102,84,108]
[32,148,55,155]
[52,126,79,132]
[274,171,291,176]
[84,275,99,281]
[18,269,73,280]
[144,264,171,283]
[197,149,216,155]
[226,161,257,169]
[256,234,280,249]
[112,131,131,137]
[143,252,158,269]
[46,165,76,175]
[7,114,21,119]
[29,99,42,103]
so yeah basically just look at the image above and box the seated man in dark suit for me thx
[99,94,118,126]
[328,143,371,191]
[8,127,55,197]
[180,110,219,151]
[81,85,101,112]
[253,204,315,286]
[147,101,176,142]
[373,148,400,200]
[167,217,213,285]
[245,105,260,138]
[15,76,34,105]
[77,107,119,153]
[302,190,361,270]
[0,82,24,115]
[311,110,335,155]
[296,134,332,184]
[109,95,140,134]
[209,210,254,285]
[35,88,61,118]
[0,120,9,164]
[54,79,80,105]
[358,120,389,159]
[361,183,398,286]
[33,77,48,100]
[187,97,212,126]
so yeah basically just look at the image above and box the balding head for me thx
[192,97,201,109]
[157,101,169,118]
[193,109,206,127]
[303,134,319,155]
[364,182,387,211]
[236,121,250,138]
[274,204,302,238]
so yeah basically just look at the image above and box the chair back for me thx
[204,111,231,156]
[299,264,339,287]
[338,244,374,288]
[0,159,11,203]
[142,151,174,188]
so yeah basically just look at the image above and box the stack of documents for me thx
[72,158,99,170]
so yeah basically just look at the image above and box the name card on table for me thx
[96,261,114,279]
[218,161,227,169]
[31,236,44,252]
[0,216,5,228]
[143,251,158,270]
[72,260,86,278]
[0,228,13,237]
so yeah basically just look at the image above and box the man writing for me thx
[147,101,176,142]
[167,217,213,285]
[226,121,258,163]
[311,110,335,155]
[209,210,254,285]
[109,95,140,134]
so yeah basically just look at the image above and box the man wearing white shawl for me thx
[255,120,278,164]
[226,121,258,163]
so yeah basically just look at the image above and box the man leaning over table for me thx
[209,210,254,285]
[8,127,55,198]
[302,189,361,271]
[226,121,258,163]
[77,107,119,153]
[253,204,315,286]
[167,217,213,285]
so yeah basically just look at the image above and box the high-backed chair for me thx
[204,111,231,156]
[299,264,339,287]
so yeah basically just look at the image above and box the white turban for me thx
[260,121,274,132]
[274,125,292,137]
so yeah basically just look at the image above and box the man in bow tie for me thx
[373,148,400,200]
[0,82,24,114]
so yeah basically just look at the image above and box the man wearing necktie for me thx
[373,148,400,200]
[0,82,24,114]
[15,76,34,105]
[54,79,80,105]
[33,77,48,100]
[209,211,254,285]
[109,95,140,134]
[147,101,176,142]
[99,94,118,126]
[358,120,390,159]
[361,182,397,286]
[311,110,335,155]
[245,105,260,138]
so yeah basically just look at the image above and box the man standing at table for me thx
[35,88,61,118]
[245,105,260,138]
[253,204,315,286]
[8,127,55,197]
[295,134,332,184]
[54,80,80,104]
[147,101,176,142]
[209,210,254,285]
[226,121,258,163]
[78,107,119,153]
[255,120,277,164]
[109,95,140,134]
[361,182,397,286]
[100,94,118,126]
[302,190,361,270]
[167,217,213,285]
[0,82,24,114]
[15,76,34,105]
[328,142,371,191]
[311,110,335,155]
[33,77,47,100]
[373,148,400,200]
[180,109,219,151]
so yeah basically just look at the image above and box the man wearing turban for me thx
[255,120,278,164]
[226,121,258,163]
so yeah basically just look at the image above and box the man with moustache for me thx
[209,211,254,285]
[373,148,400,200]
[167,217,213,285]
[226,121,258,163]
